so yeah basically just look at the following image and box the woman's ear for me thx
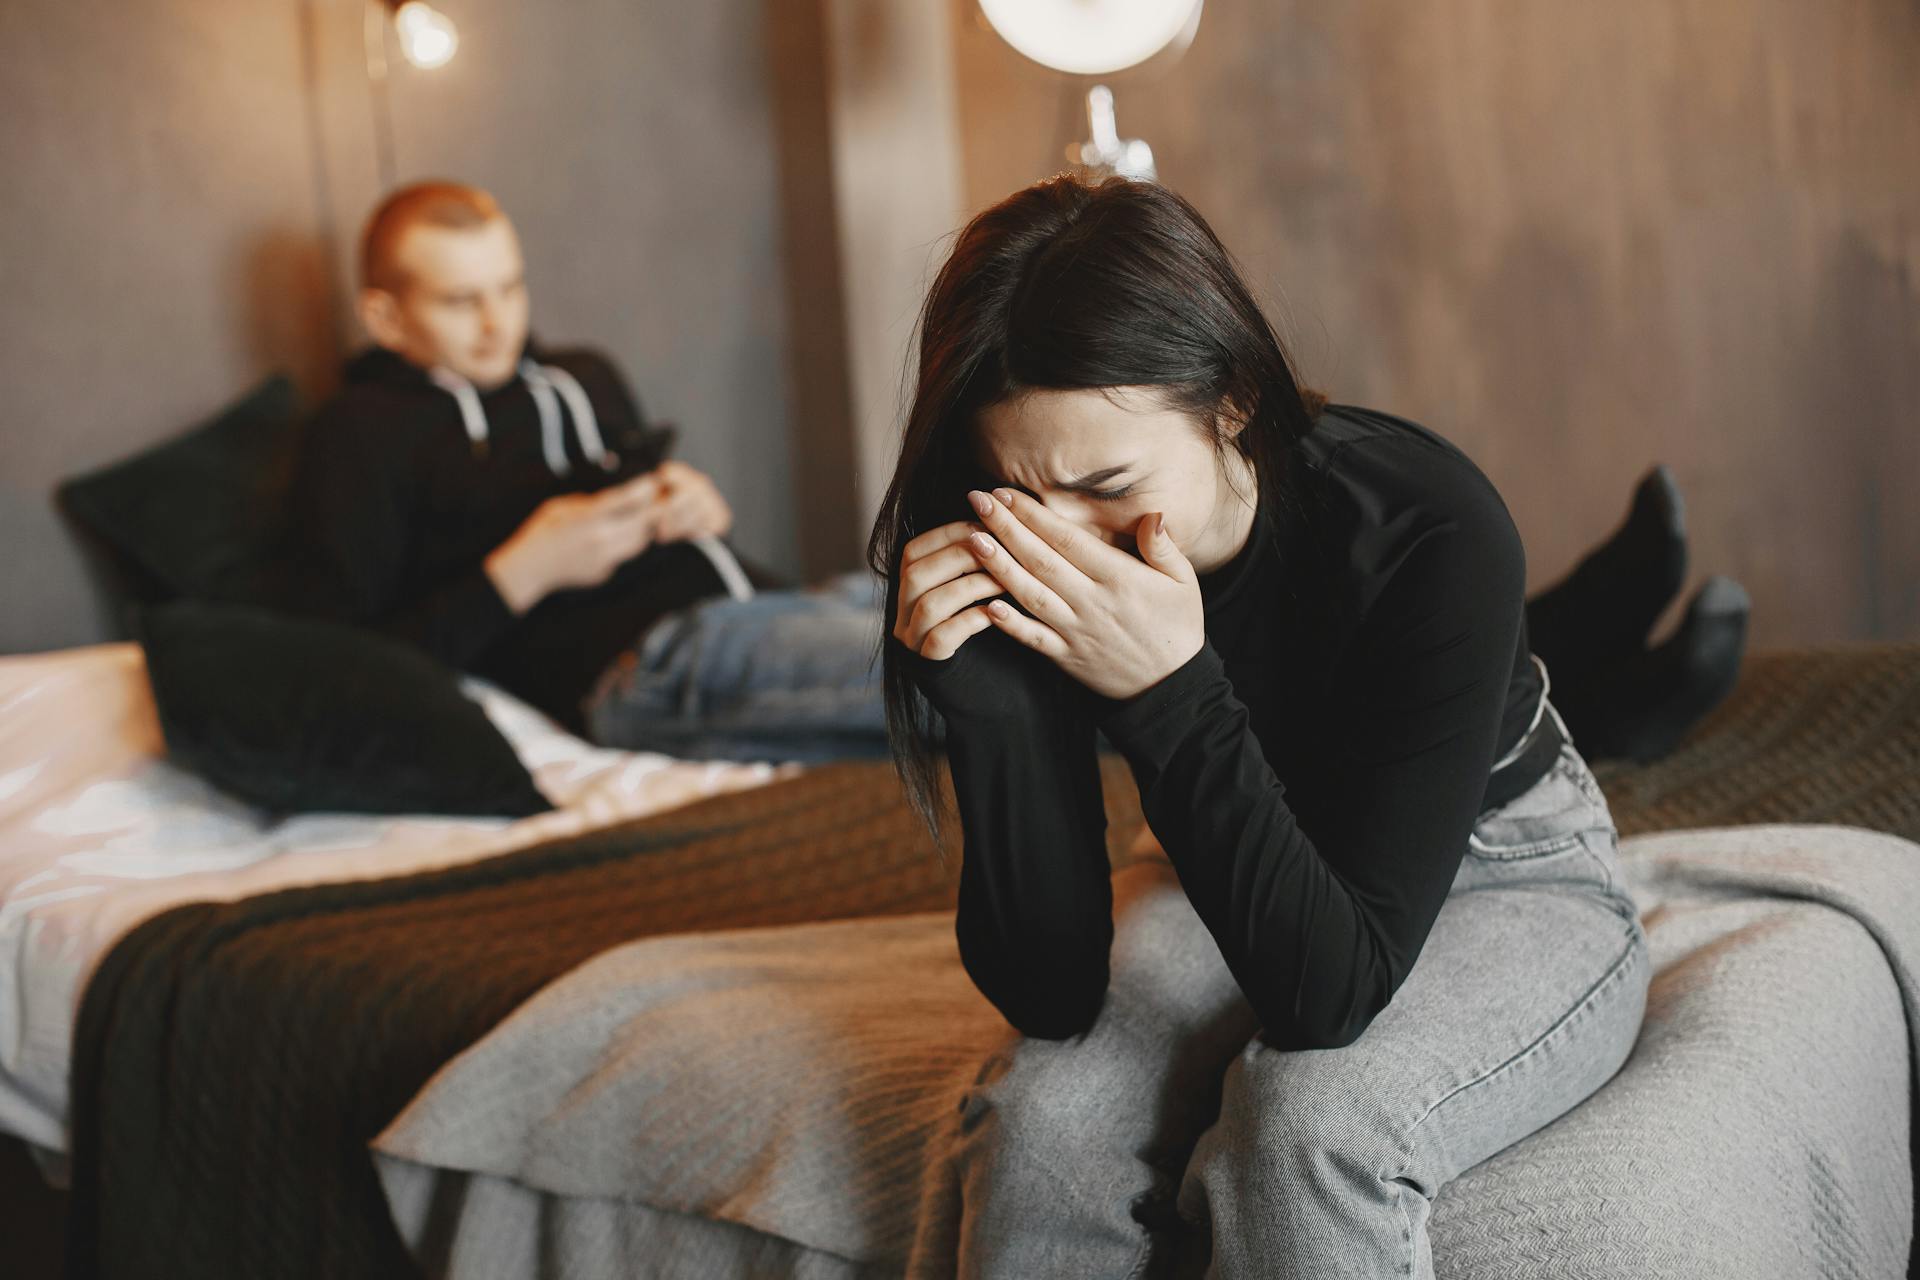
[1217,395,1254,441]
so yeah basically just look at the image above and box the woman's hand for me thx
[892,518,1004,660]
[962,487,1205,700]
[894,516,1096,725]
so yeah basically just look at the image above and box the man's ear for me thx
[357,287,409,352]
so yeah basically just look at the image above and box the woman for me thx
[869,174,1650,1278]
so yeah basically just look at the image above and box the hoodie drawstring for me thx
[519,363,572,476]
[428,365,491,460]
[537,362,612,468]
[429,359,756,604]
[429,359,616,477]
[690,534,756,602]
[519,358,614,476]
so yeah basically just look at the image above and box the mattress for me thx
[0,642,793,1156]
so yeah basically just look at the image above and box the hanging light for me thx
[977,0,1202,78]
[976,0,1203,183]
[392,1,458,70]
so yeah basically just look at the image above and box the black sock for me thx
[1526,464,1688,683]
[1554,575,1751,763]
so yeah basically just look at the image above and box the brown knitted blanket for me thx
[64,642,1920,1278]
[65,766,978,1278]
[1591,641,1920,843]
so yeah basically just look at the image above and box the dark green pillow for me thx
[57,375,305,610]
[139,601,553,819]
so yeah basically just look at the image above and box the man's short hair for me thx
[359,181,504,293]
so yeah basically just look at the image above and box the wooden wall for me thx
[0,0,827,653]
[3,1,1913,653]
[946,0,1920,645]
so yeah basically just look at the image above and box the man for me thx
[294,180,888,761]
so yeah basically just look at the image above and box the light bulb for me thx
[394,2,458,70]
[978,0,1202,77]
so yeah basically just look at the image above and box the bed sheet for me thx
[0,642,795,1156]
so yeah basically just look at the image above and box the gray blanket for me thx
[373,822,1918,1278]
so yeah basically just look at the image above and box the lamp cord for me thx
[362,0,399,191]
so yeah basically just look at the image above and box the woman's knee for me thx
[1194,918,1652,1202]
[958,1033,1155,1158]
[1197,1037,1413,1191]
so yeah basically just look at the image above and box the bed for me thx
[4,638,1917,1278]
[0,642,799,1166]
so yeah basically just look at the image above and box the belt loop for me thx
[1542,694,1573,751]
[1489,653,1555,774]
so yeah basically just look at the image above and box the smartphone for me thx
[592,423,678,489]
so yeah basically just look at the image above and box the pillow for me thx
[138,600,553,819]
[57,375,305,610]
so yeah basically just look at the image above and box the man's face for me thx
[364,216,531,390]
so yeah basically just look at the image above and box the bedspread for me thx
[372,822,1919,1278]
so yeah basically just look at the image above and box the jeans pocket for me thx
[1467,743,1613,862]
[1460,742,1625,903]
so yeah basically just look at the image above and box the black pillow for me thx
[138,600,554,819]
[57,375,305,610]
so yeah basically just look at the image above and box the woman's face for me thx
[972,386,1257,575]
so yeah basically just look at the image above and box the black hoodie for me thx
[291,337,786,733]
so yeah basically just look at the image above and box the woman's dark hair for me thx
[864,173,1327,847]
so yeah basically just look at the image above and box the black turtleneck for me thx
[896,402,1546,1049]
[291,339,782,732]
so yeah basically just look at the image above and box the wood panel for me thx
[947,0,1920,644]
[0,0,809,651]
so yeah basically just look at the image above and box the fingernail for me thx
[967,490,991,516]
[970,532,994,556]
[992,488,1015,507]
[989,600,1010,618]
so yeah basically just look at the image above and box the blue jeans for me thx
[582,569,892,765]
[907,692,1651,1279]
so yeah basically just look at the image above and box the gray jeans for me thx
[908,696,1650,1279]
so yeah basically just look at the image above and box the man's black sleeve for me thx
[1088,472,1528,1050]
[292,406,517,669]
[895,629,1114,1040]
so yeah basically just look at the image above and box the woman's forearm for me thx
[1095,641,1399,1050]
[898,630,1116,1039]
[945,709,1113,1039]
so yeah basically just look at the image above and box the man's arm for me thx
[478,476,665,614]
[292,405,521,669]
[297,380,686,664]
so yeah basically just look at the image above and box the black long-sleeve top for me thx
[291,340,783,731]
[897,402,1546,1050]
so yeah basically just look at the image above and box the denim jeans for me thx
[908,693,1651,1279]
[581,569,892,765]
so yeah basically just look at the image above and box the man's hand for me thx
[647,459,733,544]
[484,474,664,614]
